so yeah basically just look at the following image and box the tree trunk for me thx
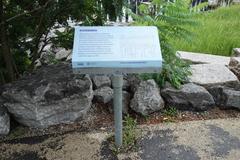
[0,0,16,82]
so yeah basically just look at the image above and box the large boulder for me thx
[208,86,240,109]
[161,83,215,111]
[177,51,230,65]
[229,57,240,80]
[93,86,113,104]
[2,64,93,128]
[189,64,239,87]
[130,80,164,115]
[92,75,111,89]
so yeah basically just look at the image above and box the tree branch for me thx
[0,0,53,26]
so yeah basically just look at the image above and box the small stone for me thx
[34,59,42,68]
[229,57,240,80]
[66,53,72,61]
[223,89,240,109]
[126,74,141,92]
[94,87,113,104]
[233,48,240,57]
[40,51,56,65]
[130,80,164,115]
[55,49,72,61]
[0,108,10,136]
[161,83,215,111]
[108,91,130,114]
[92,76,111,89]
[123,79,130,91]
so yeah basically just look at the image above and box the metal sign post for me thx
[112,74,123,147]
[72,26,162,147]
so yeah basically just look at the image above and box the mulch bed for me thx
[1,104,240,143]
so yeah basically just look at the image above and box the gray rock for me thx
[189,64,239,87]
[0,86,10,136]
[177,51,230,65]
[130,80,164,115]
[123,79,130,91]
[126,74,141,93]
[122,91,131,114]
[223,89,240,109]
[55,49,72,61]
[161,83,215,111]
[0,94,10,135]
[229,57,240,80]
[92,75,111,89]
[40,51,56,65]
[2,64,93,128]
[0,110,10,136]
[108,91,130,114]
[94,86,113,104]
[208,86,240,109]
[34,59,42,68]
[233,48,240,57]
[66,53,72,61]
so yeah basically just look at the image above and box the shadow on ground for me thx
[138,129,200,160]
[208,124,240,158]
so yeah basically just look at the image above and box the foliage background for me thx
[170,5,240,56]
[132,0,195,88]
[0,0,123,84]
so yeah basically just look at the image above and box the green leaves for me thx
[132,0,196,88]
[51,28,74,50]
[1,0,126,83]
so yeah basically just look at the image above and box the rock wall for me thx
[1,50,240,134]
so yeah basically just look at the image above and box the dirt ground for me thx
[1,105,240,160]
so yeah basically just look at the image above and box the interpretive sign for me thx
[72,26,162,147]
[72,26,162,74]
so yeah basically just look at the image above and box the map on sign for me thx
[72,26,162,74]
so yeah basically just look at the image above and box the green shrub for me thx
[163,106,178,117]
[131,0,197,88]
[51,27,74,50]
[122,114,138,150]
[107,115,139,154]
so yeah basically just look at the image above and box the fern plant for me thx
[131,0,198,88]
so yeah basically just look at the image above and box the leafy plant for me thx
[51,27,74,50]
[108,115,139,154]
[0,0,127,83]
[163,106,178,117]
[131,0,197,88]
[122,114,138,150]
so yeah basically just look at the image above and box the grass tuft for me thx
[170,5,240,56]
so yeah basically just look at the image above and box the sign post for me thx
[112,74,123,147]
[72,26,162,147]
